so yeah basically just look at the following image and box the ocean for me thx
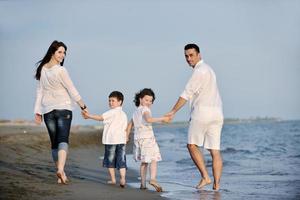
[126,120,300,200]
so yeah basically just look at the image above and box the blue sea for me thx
[127,120,300,200]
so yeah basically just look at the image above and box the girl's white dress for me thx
[132,106,162,163]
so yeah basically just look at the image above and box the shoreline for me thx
[0,124,166,200]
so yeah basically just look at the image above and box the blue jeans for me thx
[44,109,72,161]
[103,144,127,169]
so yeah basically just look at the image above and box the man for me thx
[166,43,223,190]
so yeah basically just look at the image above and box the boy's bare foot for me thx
[196,178,212,189]
[107,180,116,185]
[213,180,220,190]
[140,184,147,190]
[120,178,126,188]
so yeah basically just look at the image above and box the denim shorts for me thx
[43,109,72,149]
[103,144,127,169]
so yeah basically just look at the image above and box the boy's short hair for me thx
[109,91,124,105]
[184,43,200,53]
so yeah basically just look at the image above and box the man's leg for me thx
[187,144,211,188]
[208,149,222,190]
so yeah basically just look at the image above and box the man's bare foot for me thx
[213,180,220,190]
[196,178,212,189]
[120,178,126,188]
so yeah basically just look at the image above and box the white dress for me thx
[132,106,162,163]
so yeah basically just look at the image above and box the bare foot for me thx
[107,180,116,185]
[56,171,68,185]
[213,180,220,190]
[149,179,163,192]
[120,178,126,188]
[196,178,212,189]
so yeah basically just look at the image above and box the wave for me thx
[222,147,252,155]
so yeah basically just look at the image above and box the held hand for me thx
[81,109,90,119]
[35,114,42,125]
[162,115,172,123]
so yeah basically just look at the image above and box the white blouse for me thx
[180,60,223,122]
[34,65,81,114]
[132,106,155,139]
[102,106,128,144]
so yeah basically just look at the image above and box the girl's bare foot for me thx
[149,179,163,192]
[196,178,212,189]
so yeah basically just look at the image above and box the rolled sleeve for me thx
[180,70,206,101]
[34,81,42,114]
[59,67,81,102]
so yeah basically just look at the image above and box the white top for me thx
[34,65,81,114]
[102,106,128,144]
[180,60,223,122]
[132,106,155,140]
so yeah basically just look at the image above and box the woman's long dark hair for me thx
[134,88,156,107]
[35,40,67,80]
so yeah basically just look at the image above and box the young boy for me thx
[82,91,128,187]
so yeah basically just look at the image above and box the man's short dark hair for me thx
[109,91,124,105]
[184,43,200,53]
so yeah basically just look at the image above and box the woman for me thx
[34,40,87,184]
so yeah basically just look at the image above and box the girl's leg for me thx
[150,160,157,180]
[140,162,148,187]
[149,160,162,192]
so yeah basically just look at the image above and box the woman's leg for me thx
[56,110,72,184]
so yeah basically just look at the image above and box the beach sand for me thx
[0,124,165,200]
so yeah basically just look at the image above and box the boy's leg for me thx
[119,168,126,187]
[103,145,117,184]
[116,144,127,187]
[108,168,116,184]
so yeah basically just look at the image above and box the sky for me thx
[0,0,299,125]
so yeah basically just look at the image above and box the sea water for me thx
[127,120,300,200]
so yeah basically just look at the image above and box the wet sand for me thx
[0,124,165,200]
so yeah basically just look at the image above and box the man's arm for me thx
[166,97,187,118]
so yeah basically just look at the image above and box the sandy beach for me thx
[0,124,165,200]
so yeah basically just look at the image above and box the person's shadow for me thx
[197,190,221,200]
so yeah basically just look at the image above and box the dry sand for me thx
[0,124,165,200]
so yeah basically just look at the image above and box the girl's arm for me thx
[126,119,134,142]
[143,111,170,123]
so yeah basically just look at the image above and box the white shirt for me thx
[132,106,155,139]
[102,107,128,144]
[34,65,81,114]
[180,60,223,122]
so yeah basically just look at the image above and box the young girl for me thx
[126,88,170,192]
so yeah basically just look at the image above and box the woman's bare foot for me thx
[56,171,68,185]
[196,178,212,189]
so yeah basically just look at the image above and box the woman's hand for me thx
[35,113,42,125]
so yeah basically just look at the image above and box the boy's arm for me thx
[82,111,104,121]
[126,119,134,142]
[143,111,170,123]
